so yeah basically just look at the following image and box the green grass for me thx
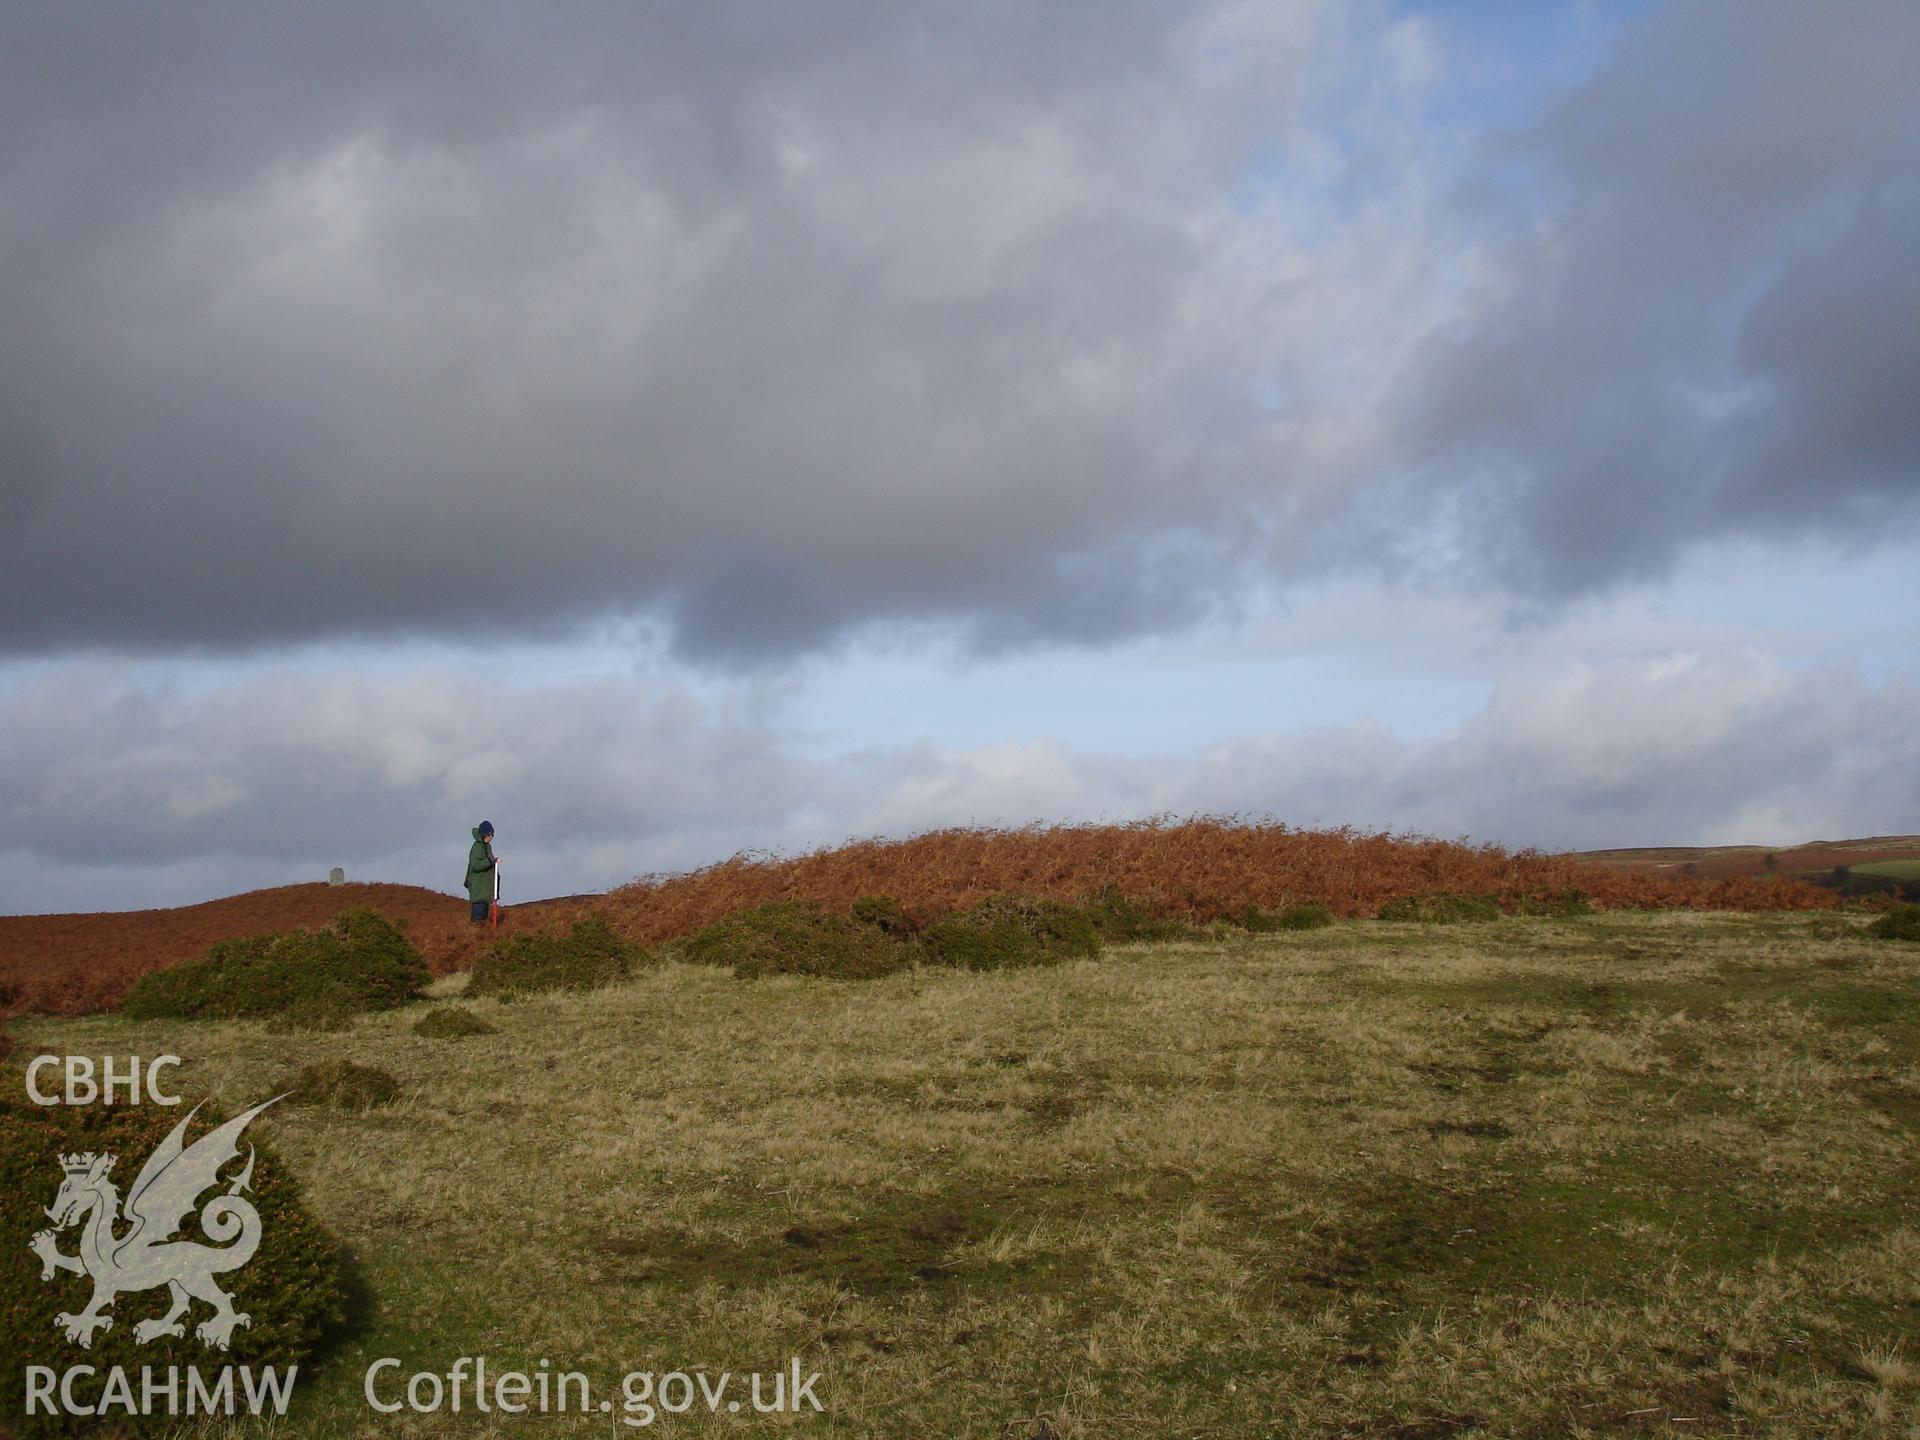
[7,910,1918,1437]
[1804,859,1920,892]
[1853,859,1920,881]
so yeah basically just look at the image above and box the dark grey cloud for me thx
[1399,0,1920,598]
[2,0,1310,662]
[1,1,1913,664]
[3,650,1913,912]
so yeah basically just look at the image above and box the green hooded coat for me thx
[465,829,496,903]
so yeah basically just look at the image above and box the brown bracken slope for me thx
[3,818,1868,1021]
[0,883,589,1019]
[597,817,1836,947]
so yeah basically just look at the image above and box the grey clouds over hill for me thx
[3,0,1914,664]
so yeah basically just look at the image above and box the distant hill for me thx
[1571,834,1920,889]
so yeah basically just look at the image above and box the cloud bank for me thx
[4,1,1913,664]
[4,651,1911,912]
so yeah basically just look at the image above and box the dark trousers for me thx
[470,900,491,923]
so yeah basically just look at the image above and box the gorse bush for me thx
[1867,903,1920,942]
[412,1006,498,1038]
[274,1060,400,1110]
[467,916,642,999]
[678,902,910,981]
[0,1091,350,1436]
[1377,893,1503,924]
[920,894,1102,972]
[121,908,429,1022]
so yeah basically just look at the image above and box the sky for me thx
[2,0,1915,913]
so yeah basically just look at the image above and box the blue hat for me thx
[478,820,495,837]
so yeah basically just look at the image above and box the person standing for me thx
[465,821,497,923]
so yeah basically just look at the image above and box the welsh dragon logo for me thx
[29,1097,282,1351]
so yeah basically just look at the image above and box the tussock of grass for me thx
[274,1059,400,1110]
[411,1006,497,1038]
[468,915,643,999]
[121,907,429,1021]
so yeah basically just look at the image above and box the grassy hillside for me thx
[8,909,1915,1437]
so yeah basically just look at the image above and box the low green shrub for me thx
[1281,902,1337,929]
[1515,889,1595,919]
[467,916,643,999]
[917,916,1042,971]
[920,894,1102,972]
[1240,902,1336,932]
[1867,903,1920,942]
[412,1007,498,1038]
[1377,893,1503,924]
[680,902,910,980]
[977,894,1102,956]
[274,1060,400,1110]
[0,1092,350,1435]
[122,908,430,1021]
[1076,884,1196,942]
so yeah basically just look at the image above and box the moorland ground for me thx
[9,909,1917,1438]
[4,818,1869,1019]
